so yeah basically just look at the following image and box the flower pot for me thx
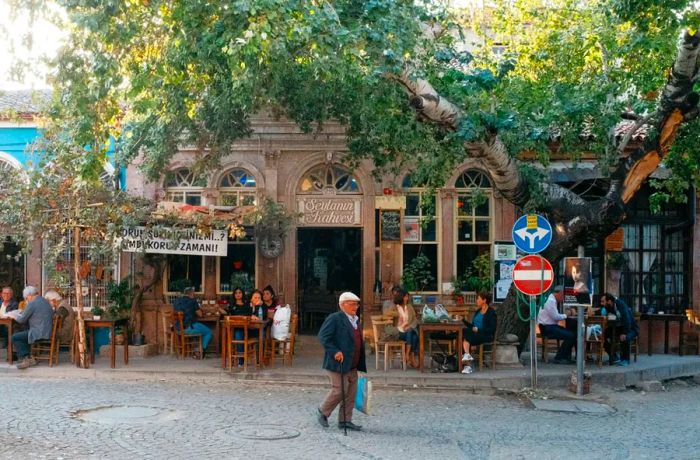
[92,315,101,320]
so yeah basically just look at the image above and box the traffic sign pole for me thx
[530,295,537,389]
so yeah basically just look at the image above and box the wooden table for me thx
[0,317,14,364]
[83,318,129,369]
[641,313,686,356]
[220,318,270,369]
[418,321,463,373]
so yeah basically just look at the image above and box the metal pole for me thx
[530,295,537,389]
[576,245,585,395]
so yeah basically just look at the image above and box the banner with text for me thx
[120,227,228,256]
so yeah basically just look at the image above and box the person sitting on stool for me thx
[537,285,576,364]
[460,290,497,373]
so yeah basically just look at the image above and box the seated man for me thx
[173,287,212,357]
[537,285,575,364]
[44,290,76,345]
[600,293,638,366]
[12,286,54,369]
[0,286,19,348]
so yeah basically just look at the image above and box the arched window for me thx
[298,163,361,194]
[0,153,22,191]
[401,174,438,292]
[455,169,493,282]
[165,168,206,205]
[218,168,257,206]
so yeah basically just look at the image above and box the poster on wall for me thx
[493,241,516,302]
[563,257,593,306]
[403,217,420,242]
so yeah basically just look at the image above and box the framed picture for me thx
[403,217,420,242]
[380,210,401,241]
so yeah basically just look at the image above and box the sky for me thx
[0,2,65,90]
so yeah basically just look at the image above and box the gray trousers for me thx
[320,369,358,423]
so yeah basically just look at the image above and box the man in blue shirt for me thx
[173,287,212,358]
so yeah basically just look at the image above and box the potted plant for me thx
[401,254,435,296]
[450,272,469,304]
[465,253,493,293]
[106,279,134,320]
[606,252,626,271]
[91,306,104,320]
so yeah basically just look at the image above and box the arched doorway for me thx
[296,163,363,333]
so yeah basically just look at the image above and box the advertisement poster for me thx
[563,257,593,306]
[493,241,516,302]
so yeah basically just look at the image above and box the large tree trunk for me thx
[73,227,88,368]
[395,30,699,347]
[129,254,164,337]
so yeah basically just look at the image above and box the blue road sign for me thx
[512,214,552,254]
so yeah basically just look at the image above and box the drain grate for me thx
[71,406,180,425]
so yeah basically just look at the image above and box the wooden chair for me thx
[682,310,700,355]
[269,314,298,367]
[471,340,496,371]
[170,311,203,359]
[31,315,62,367]
[536,323,560,363]
[225,316,258,371]
[161,309,174,355]
[371,318,406,371]
[584,316,607,368]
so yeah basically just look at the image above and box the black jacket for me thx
[615,299,639,336]
[464,307,497,340]
[318,311,367,374]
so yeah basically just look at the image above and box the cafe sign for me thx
[297,197,362,226]
[119,227,228,256]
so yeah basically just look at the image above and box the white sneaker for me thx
[461,365,473,374]
[461,353,473,363]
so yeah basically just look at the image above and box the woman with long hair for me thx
[387,288,419,368]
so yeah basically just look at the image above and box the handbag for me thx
[431,353,458,372]
[382,325,400,341]
[355,373,373,415]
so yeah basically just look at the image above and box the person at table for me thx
[173,287,212,358]
[382,285,402,316]
[537,285,576,364]
[262,285,279,318]
[386,288,419,368]
[224,287,250,316]
[44,290,75,345]
[600,293,639,366]
[12,286,54,370]
[316,291,366,431]
[461,291,497,371]
[0,286,19,348]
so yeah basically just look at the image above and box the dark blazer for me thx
[465,307,497,340]
[1,299,19,313]
[15,296,53,343]
[615,299,639,336]
[318,311,367,374]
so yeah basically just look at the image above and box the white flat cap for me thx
[338,292,361,304]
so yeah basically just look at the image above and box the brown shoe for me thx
[15,358,32,370]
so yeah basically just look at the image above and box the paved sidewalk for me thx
[1,336,699,393]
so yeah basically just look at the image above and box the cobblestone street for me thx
[0,375,698,459]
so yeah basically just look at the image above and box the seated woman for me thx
[224,287,251,316]
[461,291,497,373]
[387,288,419,368]
[261,285,279,319]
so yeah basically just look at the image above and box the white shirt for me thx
[0,302,6,317]
[537,294,566,325]
[344,312,359,330]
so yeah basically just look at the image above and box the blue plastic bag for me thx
[354,373,372,415]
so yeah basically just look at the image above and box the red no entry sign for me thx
[512,255,554,296]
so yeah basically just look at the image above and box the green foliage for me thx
[90,306,104,317]
[250,196,300,238]
[605,252,627,270]
[401,254,435,293]
[168,278,191,294]
[105,278,134,319]
[465,253,493,293]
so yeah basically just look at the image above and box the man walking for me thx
[317,291,366,431]
[13,286,54,369]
